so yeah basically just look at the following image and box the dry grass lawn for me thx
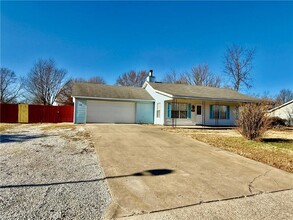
[0,123,77,132]
[0,123,19,132]
[40,123,77,131]
[164,127,293,173]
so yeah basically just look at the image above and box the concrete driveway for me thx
[87,124,293,219]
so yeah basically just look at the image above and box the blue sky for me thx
[1,1,293,96]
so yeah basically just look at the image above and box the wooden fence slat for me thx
[0,104,18,123]
[18,104,28,123]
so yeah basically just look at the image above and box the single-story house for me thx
[268,100,293,125]
[72,71,258,126]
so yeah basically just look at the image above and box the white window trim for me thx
[156,103,161,118]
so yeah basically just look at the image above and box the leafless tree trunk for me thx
[224,44,255,91]
[0,67,21,103]
[182,64,221,87]
[116,70,148,87]
[23,59,67,105]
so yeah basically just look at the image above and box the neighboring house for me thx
[268,100,293,126]
[72,71,258,126]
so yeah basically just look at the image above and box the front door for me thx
[196,105,202,125]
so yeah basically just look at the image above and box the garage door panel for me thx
[87,100,135,123]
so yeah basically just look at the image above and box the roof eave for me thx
[268,99,293,112]
[72,95,154,102]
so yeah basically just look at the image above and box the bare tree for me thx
[88,76,106,84]
[275,89,293,105]
[23,59,67,105]
[116,70,148,87]
[0,67,21,103]
[182,64,221,87]
[55,79,74,106]
[237,103,271,140]
[162,70,187,84]
[224,44,255,91]
[56,76,106,105]
[251,91,275,109]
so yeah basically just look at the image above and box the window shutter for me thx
[227,106,230,119]
[188,104,191,118]
[210,105,213,119]
[167,103,171,118]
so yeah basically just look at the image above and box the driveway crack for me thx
[248,170,272,194]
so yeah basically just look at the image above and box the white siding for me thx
[145,84,172,125]
[269,102,293,125]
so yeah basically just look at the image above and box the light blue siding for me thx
[136,102,154,124]
[74,99,87,124]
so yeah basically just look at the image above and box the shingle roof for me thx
[72,83,154,101]
[148,82,258,102]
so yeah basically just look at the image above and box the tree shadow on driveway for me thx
[0,169,174,189]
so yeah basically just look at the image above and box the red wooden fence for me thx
[0,104,74,123]
[0,104,18,123]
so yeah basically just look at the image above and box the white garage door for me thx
[86,100,136,123]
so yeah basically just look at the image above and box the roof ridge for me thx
[73,82,144,90]
[149,82,247,93]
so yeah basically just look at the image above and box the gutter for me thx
[171,95,259,103]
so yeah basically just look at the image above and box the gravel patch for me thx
[0,124,111,219]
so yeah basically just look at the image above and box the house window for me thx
[210,105,230,119]
[156,103,161,118]
[171,103,188,119]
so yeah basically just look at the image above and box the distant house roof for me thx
[268,99,293,113]
[147,82,258,102]
[72,83,154,101]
